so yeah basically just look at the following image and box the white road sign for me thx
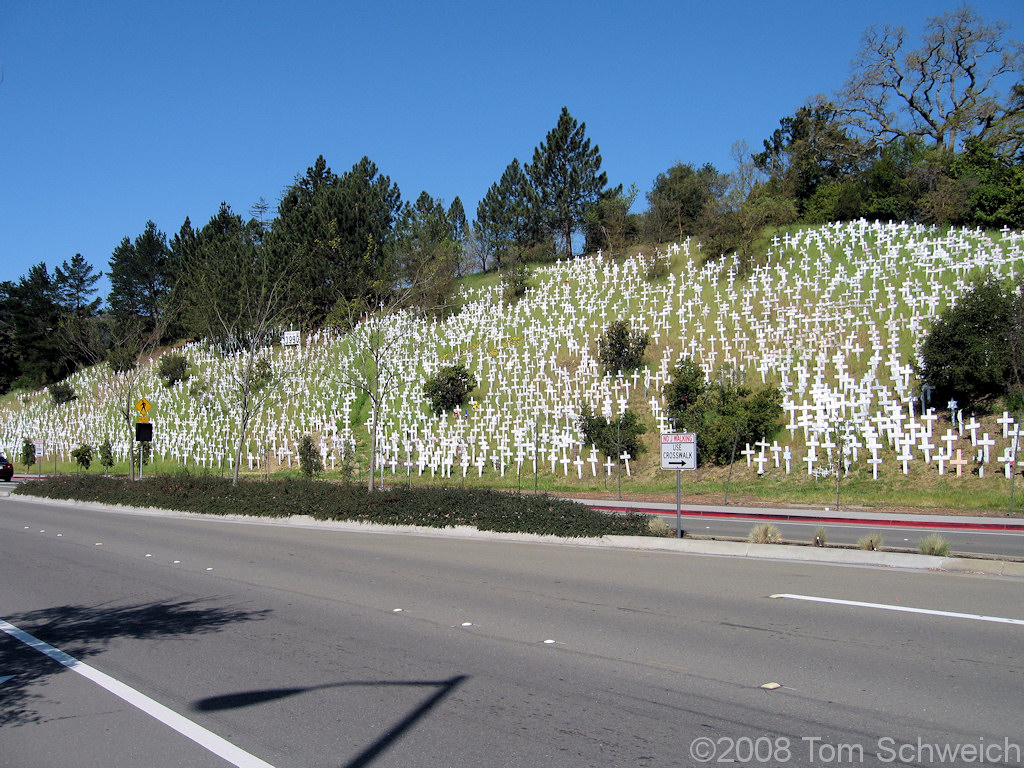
[661,432,696,470]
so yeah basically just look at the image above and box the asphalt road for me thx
[2,497,1023,767]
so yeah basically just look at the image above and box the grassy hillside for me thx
[4,220,1024,514]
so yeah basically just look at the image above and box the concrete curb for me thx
[6,493,1023,578]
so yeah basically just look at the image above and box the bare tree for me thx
[174,207,289,485]
[838,6,1023,153]
[192,276,287,485]
[334,295,420,491]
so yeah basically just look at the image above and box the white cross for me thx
[918,436,935,463]
[803,449,817,476]
[940,429,958,455]
[998,448,1016,478]
[977,433,996,463]
[868,449,882,480]
[998,411,1016,438]
[740,443,756,467]
[920,409,938,437]
[964,417,981,444]
[897,446,914,475]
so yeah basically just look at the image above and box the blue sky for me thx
[1,1,1021,296]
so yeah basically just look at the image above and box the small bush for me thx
[189,377,209,400]
[49,381,76,405]
[297,435,324,477]
[99,439,115,474]
[157,353,191,388]
[423,364,477,416]
[648,516,673,537]
[748,522,781,544]
[71,444,93,472]
[812,526,828,547]
[645,254,670,282]
[598,320,649,373]
[578,404,647,461]
[918,532,951,556]
[502,261,530,303]
[857,533,884,551]
[20,438,35,470]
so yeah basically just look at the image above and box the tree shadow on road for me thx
[0,598,270,727]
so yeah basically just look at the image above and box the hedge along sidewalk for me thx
[12,475,652,539]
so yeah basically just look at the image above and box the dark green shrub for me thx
[424,363,477,416]
[99,439,115,474]
[157,353,191,388]
[918,277,1012,412]
[14,476,652,538]
[598,320,649,374]
[297,434,324,477]
[664,361,783,466]
[49,381,76,405]
[664,356,707,424]
[71,444,93,472]
[20,438,35,470]
[578,404,648,460]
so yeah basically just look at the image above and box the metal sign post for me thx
[661,433,697,537]
[135,398,153,481]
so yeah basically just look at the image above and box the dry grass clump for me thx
[748,522,782,544]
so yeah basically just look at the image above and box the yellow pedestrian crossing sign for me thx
[135,397,152,416]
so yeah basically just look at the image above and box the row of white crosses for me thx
[2,220,1024,485]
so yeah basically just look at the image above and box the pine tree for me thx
[53,253,101,316]
[475,159,540,268]
[107,221,172,339]
[528,107,608,258]
[268,155,401,328]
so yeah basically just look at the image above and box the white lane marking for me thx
[770,594,1024,626]
[0,618,274,767]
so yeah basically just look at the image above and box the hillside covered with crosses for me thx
[4,220,1024,511]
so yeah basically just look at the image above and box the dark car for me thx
[0,456,13,481]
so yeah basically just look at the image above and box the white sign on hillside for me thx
[661,433,696,470]
[282,330,301,347]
